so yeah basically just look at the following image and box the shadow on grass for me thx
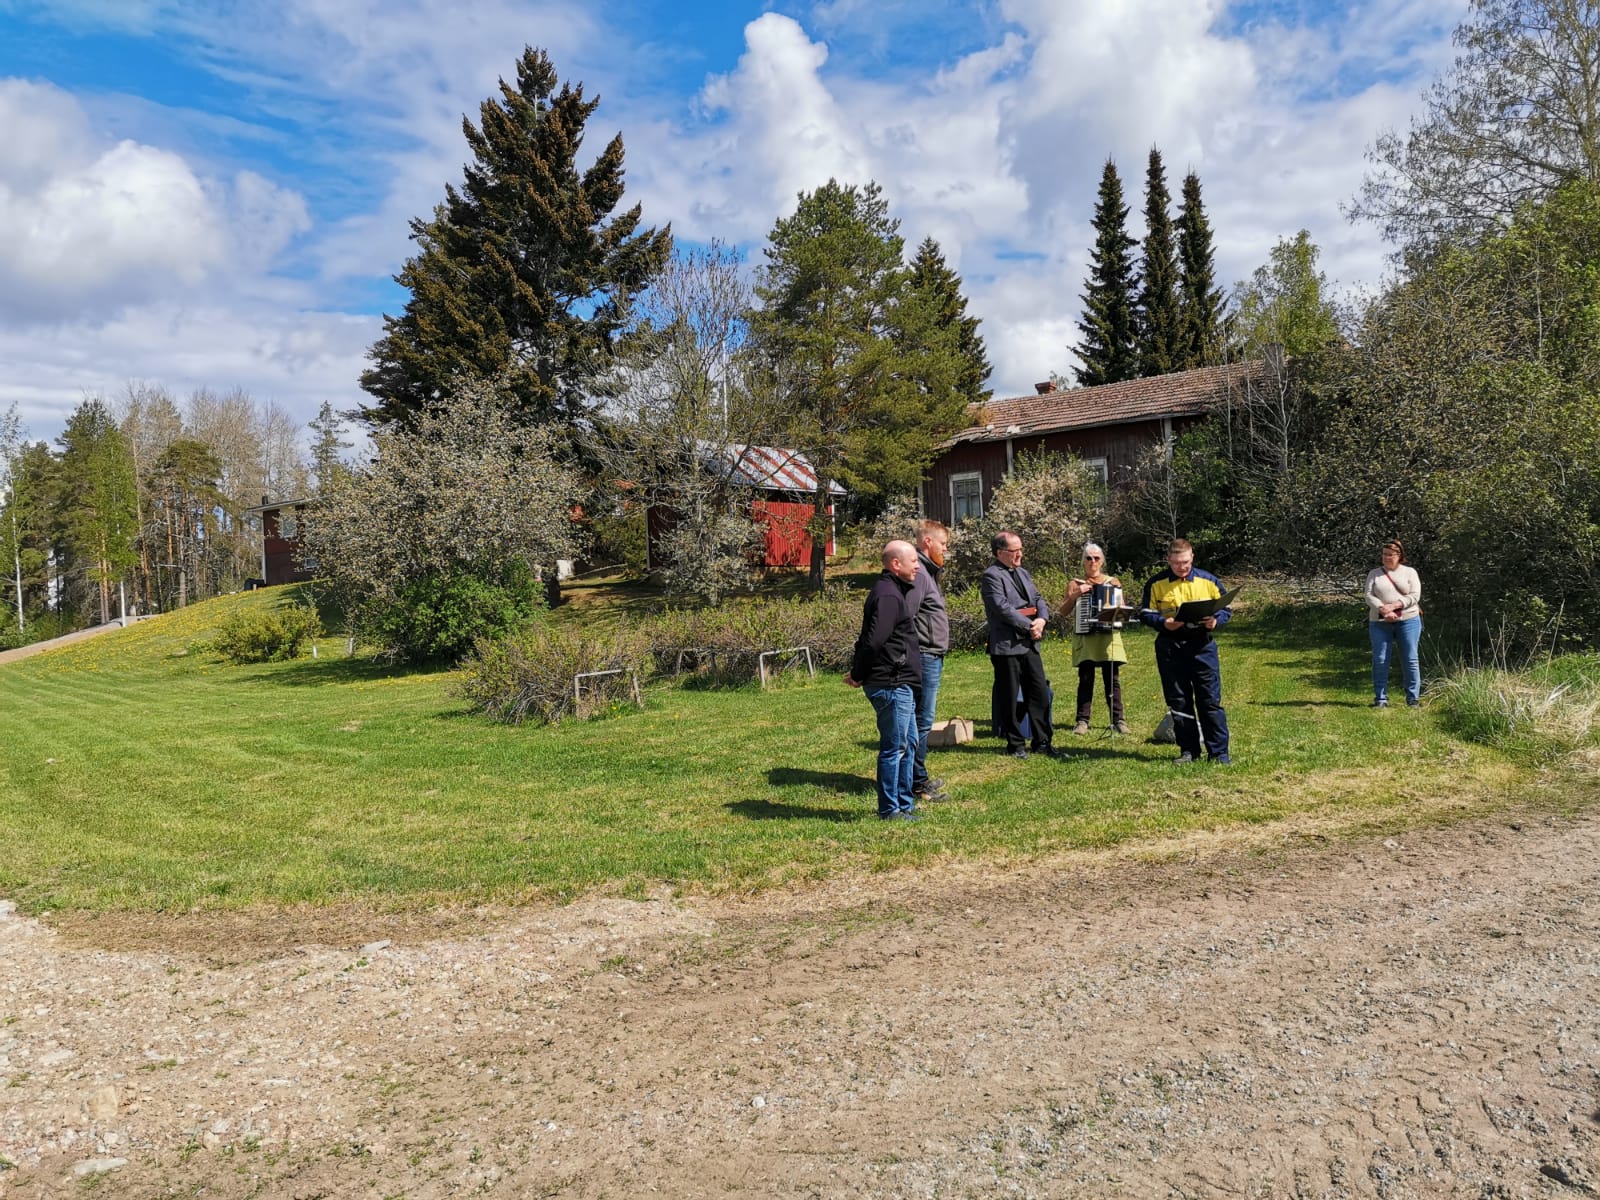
[766,766,873,794]
[236,656,439,688]
[1254,699,1369,708]
[1260,658,1368,690]
[726,797,863,822]
[1229,600,1367,647]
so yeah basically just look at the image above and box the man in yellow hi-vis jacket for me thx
[1139,538,1232,765]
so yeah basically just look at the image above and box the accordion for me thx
[1073,582,1131,634]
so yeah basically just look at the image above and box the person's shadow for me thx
[765,766,872,794]
[725,797,861,822]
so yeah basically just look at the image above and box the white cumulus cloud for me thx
[0,78,309,323]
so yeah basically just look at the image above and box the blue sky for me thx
[0,0,1464,447]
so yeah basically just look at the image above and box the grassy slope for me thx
[0,584,1579,913]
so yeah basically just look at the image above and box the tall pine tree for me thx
[360,47,672,429]
[750,181,969,589]
[57,399,137,625]
[1177,171,1225,368]
[905,236,993,406]
[1136,148,1183,377]
[1074,159,1139,386]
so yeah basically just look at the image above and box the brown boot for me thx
[1072,720,1090,735]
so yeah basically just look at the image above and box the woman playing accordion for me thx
[1062,542,1131,735]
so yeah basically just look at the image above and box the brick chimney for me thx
[1034,381,1055,395]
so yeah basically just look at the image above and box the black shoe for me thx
[1174,752,1197,764]
[1040,746,1072,762]
[1373,698,1389,708]
[1005,747,1030,759]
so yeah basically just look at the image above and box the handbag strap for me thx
[1381,568,1409,608]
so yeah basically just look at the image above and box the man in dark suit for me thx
[980,530,1068,760]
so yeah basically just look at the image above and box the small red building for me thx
[242,496,316,586]
[646,445,845,571]
[921,362,1262,526]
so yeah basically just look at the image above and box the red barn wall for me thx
[752,497,833,568]
[647,496,835,571]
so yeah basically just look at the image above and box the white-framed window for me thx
[1083,457,1109,489]
[951,471,984,523]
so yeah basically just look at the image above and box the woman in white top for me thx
[1364,539,1423,707]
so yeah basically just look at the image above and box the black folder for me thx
[1175,586,1240,624]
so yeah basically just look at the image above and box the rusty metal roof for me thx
[721,445,847,494]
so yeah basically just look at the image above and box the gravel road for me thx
[2,807,1597,1198]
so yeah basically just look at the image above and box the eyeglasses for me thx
[1083,555,1102,562]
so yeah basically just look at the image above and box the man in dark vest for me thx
[846,540,925,819]
[980,530,1069,760]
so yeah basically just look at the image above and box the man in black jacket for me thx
[846,540,924,820]
[981,530,1068,760]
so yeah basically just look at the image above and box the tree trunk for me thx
[808,476,829,591]
[10,508,22,634]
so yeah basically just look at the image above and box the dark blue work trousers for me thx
[1155,635,1229,760]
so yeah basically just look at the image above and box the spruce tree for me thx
[308,401,352,491]
[360,47,672,430]
[905,236,993,406]
[1177,171,1225,368]
[1136,148,1183,377]
[1074,159,1139,387]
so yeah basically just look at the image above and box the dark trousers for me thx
[1075,662,1124,723]
[991,648,1053,751]
[1154,635,1229,759]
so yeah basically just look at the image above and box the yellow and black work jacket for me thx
[1139,567,1231,642]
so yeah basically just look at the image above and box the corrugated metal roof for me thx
[721,445,848,494]
[948,361,1265,445]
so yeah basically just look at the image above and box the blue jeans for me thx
[1370,616,1422,704]
[911,654,944,794]
[865,684,917,816]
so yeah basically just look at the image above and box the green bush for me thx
[456,621,648,725]
[359,562,543,663]
[0,612,74,652]
[212,603,323,664]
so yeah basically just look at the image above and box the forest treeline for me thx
[0,388,348,645]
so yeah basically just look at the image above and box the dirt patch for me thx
[47,901,517,964]
[4,806,1600,1198]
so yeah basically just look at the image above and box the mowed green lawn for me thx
[0,586,1568,913]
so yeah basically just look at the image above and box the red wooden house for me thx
[920,362,1262,526]
[646,445,846,571]
[241,496,316,586]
